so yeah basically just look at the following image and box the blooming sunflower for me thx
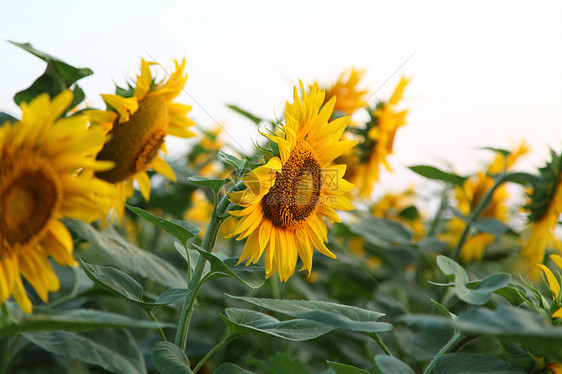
[340,76,409,198]
[443,143,528,262]
[316,68,369,116]
[87,58,196,222]
[0,91,113,313]
[519,150,562,278]
[227,82,357,281]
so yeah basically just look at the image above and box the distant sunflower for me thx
[443,143,528,262]
[318,68,369,116]
[341,76,410,198]
[519,150,562,278]
[228,82,357,281]
[0,91,113,313]
[88,58,196,222]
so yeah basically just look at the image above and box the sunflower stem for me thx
[423,331,466,374]
[175,181,243,350]
[192,334,233,373]
[147,309,166,341]
[367,332,392,356]
[450,173,506,262]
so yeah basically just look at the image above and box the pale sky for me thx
[2,0,561,193]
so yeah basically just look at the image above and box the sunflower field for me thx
[1,41,562,374]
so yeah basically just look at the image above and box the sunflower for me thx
[443,143,528,262]
[340,76,410,198]
[227,82,357,281]
[519,150,562,278]
[0,91,113,313]
[87,58,196,223]
[537,254,562,319]
[316,68,369,116]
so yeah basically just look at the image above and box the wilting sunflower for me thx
[538,254,562,319]
[88,58,196,222]
[519,150,562,278]
[340,76,410,198]
[442,143,528,262]
[227,82,357,281]
[0,91,113,313]
[315,68,369,116]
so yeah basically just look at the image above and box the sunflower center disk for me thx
[0,156,61,248]
[262,141,322,230]
[96,96,168,183]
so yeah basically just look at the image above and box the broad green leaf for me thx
[189,175,231,196]
[215,363,255,374]
[401,307,562,361]
[408,165,466,186]
[126,205,199,246]
[10,41,92,106]
[327,361,370,374]
[372,355,415,374]
[221,308,334,341]
[473,218,509,236]
[503,172,539,185]
[350,216,412,246]
[218,150,247,172]
[67,219,185,289]
[155,288,190,305]
[433,353,526,374]
[152,341,193,374]
[436,256,510,305]
[226,104,263,125]
[494,285,528,306]
[247,353,308,374]
[80,260,189,308]
[1,302,170,337]
[24,330,145,374]
[230,296,392,333]
[193,244,265,289]
[436,256,469,284]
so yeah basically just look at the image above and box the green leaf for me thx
[472,218,510,236]
[226,104,263,125]
[436,256,511,305]
[218,150,248,173]
[215,363,255,374]
[247,353,308,374]
[408,165,466,186]
[401,307,562,361]
[433,353,526,374]
[372,355,415,374]
[152,341,193,374]
[66,219,186,289]
[327,361,371,374]
[494,285,528,306]
[0,302,171,337]
[350,216,412,246]
[10,41,92,106]
[221,308,334,341]
[24,330,145,374]
[430,299,455,318]
[193,244,265,289]
[398,206,419,221]
[126,205,200,246]
[189,175,231,196]
[229,296,392,333]
[503,172,539,185]
[481,146,511,158]
[436,255,468,284]
[80,259,189,308]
